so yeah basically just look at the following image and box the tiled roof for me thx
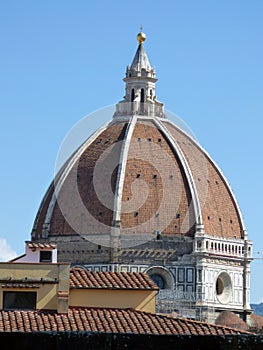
[27,242,57,250]
[0,307,251,335]
[70,268,158,290]
[215,311,248,331]
[33,119,245,248]
[250,313,263,331]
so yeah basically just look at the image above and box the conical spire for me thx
[114,29,164,118]
[126,29,155,79]
[130,39,152,73]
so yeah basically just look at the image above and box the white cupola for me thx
[115,29,164,118]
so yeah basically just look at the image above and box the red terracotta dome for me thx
[31,32,246,263]
[32,116,245,241]
[215,311,248,331]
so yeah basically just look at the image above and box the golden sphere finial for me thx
[137,26,146,44]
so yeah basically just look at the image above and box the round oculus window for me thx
[215,272,232,304]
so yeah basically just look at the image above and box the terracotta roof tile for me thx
[0,308,253,335]
[250,313,263,331]
[27,242,57,250]
[215,311,248,332]
[69,268,158,290]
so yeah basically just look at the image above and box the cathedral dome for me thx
[31,32,246,261]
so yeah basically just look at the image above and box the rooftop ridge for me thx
[0,307,253,335]
[69,267,159,290]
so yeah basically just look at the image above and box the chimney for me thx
[57,290,69,314]
[57,264,70,313]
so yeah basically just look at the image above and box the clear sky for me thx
[0,1,262,303]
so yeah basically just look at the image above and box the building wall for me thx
[15,246,57,263]
[82,259,251,323]
[196,259,244,309]
[69,289,157,313]
[0,263,70,311]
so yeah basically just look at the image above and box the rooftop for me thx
[215,310,248,331]
[0,307,252,335]
[70,268,158,290]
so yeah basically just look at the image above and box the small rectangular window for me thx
[40,250,52,262]
[3,291,37,310]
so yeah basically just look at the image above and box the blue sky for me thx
[0,1,262,303]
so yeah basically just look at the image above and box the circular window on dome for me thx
[150,274,165,289]
[215,272,232,304]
